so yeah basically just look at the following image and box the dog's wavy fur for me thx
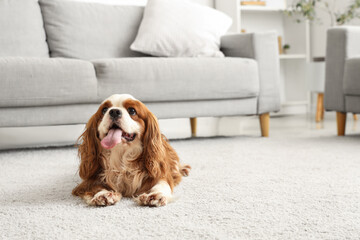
[72,96,190,206]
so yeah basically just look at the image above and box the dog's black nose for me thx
[109,109,121,120]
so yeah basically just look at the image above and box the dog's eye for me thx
[127,107,137,116]
[102,107,108,115]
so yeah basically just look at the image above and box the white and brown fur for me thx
[72,94,191,207]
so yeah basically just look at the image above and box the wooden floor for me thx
[161,112,360,139]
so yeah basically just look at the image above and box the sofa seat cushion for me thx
[0,58,97,107]
[0,0,49,57]
[344,58,360,96]
[92,57,259,102]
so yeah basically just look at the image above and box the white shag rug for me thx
[1,134,360,240]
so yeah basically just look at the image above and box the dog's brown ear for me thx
[77,113,103,180]
[141,110,166,179]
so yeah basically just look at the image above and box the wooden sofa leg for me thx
[316,93,324,122]
[259,113,270,137]
[190,117,197,137]
[336,112,347,136]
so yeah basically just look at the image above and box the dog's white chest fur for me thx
[102,143,146,197]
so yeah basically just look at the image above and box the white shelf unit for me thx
[241,6,286,12]
[279,54,307,60]
[215,0,310,115]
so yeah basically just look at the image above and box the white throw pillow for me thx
[130,0,232,57]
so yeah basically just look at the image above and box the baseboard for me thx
[272,101,308,116]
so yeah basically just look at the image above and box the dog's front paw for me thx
[135,192,168,207]
[88,190,121,206]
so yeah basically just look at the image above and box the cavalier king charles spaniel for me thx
[72,94,191,207]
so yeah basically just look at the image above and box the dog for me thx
[72,94,191,207]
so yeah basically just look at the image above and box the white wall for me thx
[194,0,213,7]
[71,0,214,7]
[70,0,147,5]
[262,0,287,9]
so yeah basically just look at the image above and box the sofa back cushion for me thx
[39,0,145,59]
[0,0,49,57]
[0,57,97,107]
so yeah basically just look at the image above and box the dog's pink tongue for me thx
[101,128,123,149]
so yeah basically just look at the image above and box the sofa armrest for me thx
[325,27,360,112]
[220,32,280,114]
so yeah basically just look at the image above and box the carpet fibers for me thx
[1,134,360,239]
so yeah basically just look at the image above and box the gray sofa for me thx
[325,27,360,136]
[0,0,280,141]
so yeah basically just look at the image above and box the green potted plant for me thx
[283,44,290,54]
[286,0,360,26]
